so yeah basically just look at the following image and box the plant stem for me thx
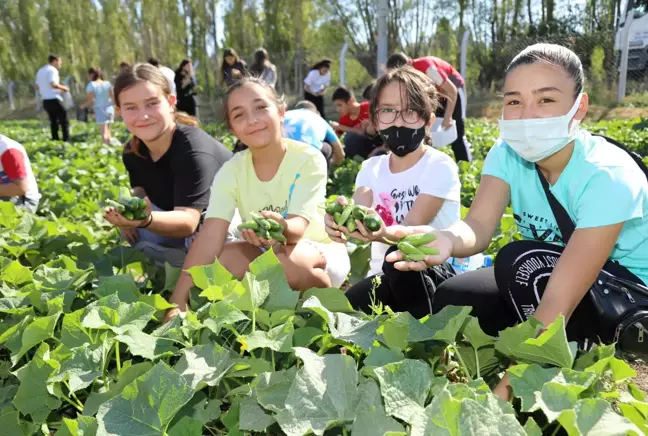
[452,344,472,382]
[61,393,84,412]
[474,346,481,380]
[115,342,122,372]
[342,426,349,436]
[252,309,256,333]
[550,424,562,436]
[271,350,276,369]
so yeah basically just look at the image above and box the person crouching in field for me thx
[0,135,41,213]
[164,77,350,322]
[103,63,233,268]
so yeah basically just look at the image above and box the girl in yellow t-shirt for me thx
[166,77,350,320]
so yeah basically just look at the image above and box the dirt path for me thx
[631,361,648,393]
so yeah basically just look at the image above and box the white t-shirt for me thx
[0,135,40,203]
[355,147,461,276]
[35,65,60,100]
[303,70,331,94]
[159,66,177,95]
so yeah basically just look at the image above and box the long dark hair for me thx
[250,48,270,76]
[175,59,192,77]
[88,67,103,81]
[113,63,198,156]
[220,48,245,83]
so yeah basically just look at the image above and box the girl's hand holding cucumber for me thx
[383,225,454,272]
[323,196,385,244]
[238,211,288,248]
[104,188,153,229]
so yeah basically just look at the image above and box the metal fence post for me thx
[339,41,349,86]
[8,82,15,110]
[377,0,388,77]
[618,1,635,103]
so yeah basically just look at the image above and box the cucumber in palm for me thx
[324,199,384,233]
[237,211,286,244]
[109,187,149,221]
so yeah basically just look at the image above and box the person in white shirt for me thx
[0,135,41,212]
[324,66,461,315]
[35,55,70,142]
[148,58,176,95]
[303,59,331,117]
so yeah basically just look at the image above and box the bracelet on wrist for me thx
[139,213,153,229]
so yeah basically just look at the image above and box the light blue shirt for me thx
[483,128,648,285]
[283,109,339,151]
[85,81,113,111]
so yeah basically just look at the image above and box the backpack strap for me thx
[536,166,576,244]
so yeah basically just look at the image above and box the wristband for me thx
[139,213,153,229]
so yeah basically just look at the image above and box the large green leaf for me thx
[303,296,379,350]
[256,367,298,413]
[83,362,154,416]
[82,300,156,335]
[9,312,60,365]
[166,416,203,436]
[96,362,194,436]
[302,287,354,312]
[422,305,472,345]
[187,259,233,290]
[0,260,33,285]
[174,343,237,390]
[557,399,641,436]
[114,328,177,360]
[202,300,249,335]
[495,316,575,368]
[0,409,36,436]
[245,319,295,352]
[239,396,276,432]
[275,347,358,436]
[374,359,434,424]
[94,275,140,303]
[250,248,298,312]
[12,343,61,424]
[351,409,406,436]
[462,317,496,350]
[380,312,436,350]
[507,364,596,422]
[55,416,98,436]
[48,344,103,393]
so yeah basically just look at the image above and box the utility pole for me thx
[377,0,388,77]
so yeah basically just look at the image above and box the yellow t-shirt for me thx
[206,139,331,243]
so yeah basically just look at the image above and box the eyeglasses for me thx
[377,108,422,124]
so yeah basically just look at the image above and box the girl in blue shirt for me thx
[377,43,648,400]
[80,67,117,145]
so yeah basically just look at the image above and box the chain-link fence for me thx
[2,31,643,122]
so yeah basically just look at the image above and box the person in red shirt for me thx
[0,135,41,212]
[329,86,383,159]
[386,53,471,163]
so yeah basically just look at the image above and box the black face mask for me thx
[378,126,426,157]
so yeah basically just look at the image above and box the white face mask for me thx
[498,94,583,162]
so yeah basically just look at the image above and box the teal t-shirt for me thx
[483,128,648,285]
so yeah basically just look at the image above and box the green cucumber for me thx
[363,214,382,232]
[397,241,423,256]
[418,246,440,256]
[337,205,354,226]
[123,211,134,220]
[325,202,344,215]
[403,232,437,247]
[404,253,426,262]
[346,217,357,233]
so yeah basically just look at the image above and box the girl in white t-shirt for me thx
[303,59,331,116]
[324,66,461,314]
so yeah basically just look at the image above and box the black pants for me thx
[345,245,456,319]
[346,240,634,340]
[304,92,325,117]
[343,132,383,160]
[436,88,469,162]
[43,99,70,142]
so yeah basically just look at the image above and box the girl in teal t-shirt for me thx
[374,43,648,401]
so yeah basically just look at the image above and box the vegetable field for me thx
[1,118,648,435]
